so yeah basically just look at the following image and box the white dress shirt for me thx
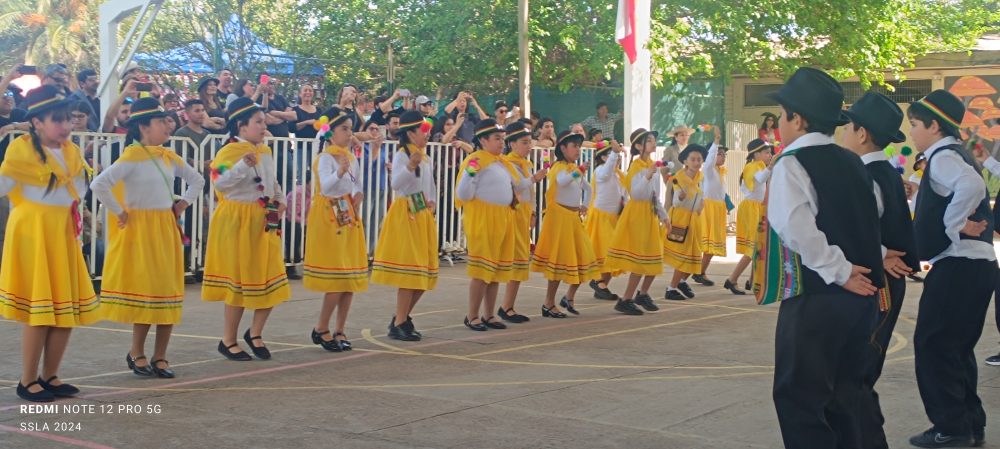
[860,151,891,258]
[768,133,877,286]
[592,152,627,214]
[0,147,89,206]
[554,165,592,208]
[920,137,995,263]
[391,149,437,202]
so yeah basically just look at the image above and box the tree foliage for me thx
[0,0,99,74]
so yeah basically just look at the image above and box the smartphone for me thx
[18,65,37,75]
[399,89,411,97]
[136,82,153,92]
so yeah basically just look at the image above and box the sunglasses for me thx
[497,109,508,114]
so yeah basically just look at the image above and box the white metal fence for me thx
[8,124,754,279]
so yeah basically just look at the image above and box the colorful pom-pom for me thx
[655,161,664,168]
[323,131,332,140]
[571,171,581,179]
[884,146,896,157]
[543,162,551,169]
[897,154,906,166]
[896,166,905,174]
[579,164,588,172]
[318,116,329,125]
[209,163,230,181]
[320,124,330,133]
[900,146,913,156]
[419,118,433,133]
[259,74,270,85]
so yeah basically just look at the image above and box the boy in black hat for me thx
[841,91,921,449]
[907,89,996,448]
[765,67,884,449]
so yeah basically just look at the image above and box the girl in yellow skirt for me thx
[203,97,291,361]
[304,107,367,352]
[693,127,725,287]
[91,98,205,378]
[0,86,97,402]
[372,110,438,341]
[530,131,598,317]
[723,139,773,295]
[455,119,527,331]
[585,139,626,301]
[607,128,670,314]
[499,121,547,323]
[663,144,707,301]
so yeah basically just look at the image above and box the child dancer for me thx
[663,145,707,300]
[585,139,626,300]
[723,139,773,295]
[693,127,724,286]
[91,98,205,377]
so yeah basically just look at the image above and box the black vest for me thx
[913,144,994,260]
[793,144,885,294]
[866,160,921,272]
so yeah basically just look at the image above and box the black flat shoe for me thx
[541,305,567,318]
[244,329,271,360]
[482,316,507,329]
[217,340,252,361]
[559,297,580,315]
[633,293,659,311]
[388,322,421,341]
[126,353,154,376]
[614,299,644,315]
[665,289,687,301]
[678,282,696,299]
[334,332,352,351]
[17,381,54,403]
[391,316,423,338]
[37,376,79,397]
[745,280,751,291]
[908,428,973,448]
[724,280,746,295]
[590,280,617,300]
[150,360,175,379]
[691,274,715,286]
[498,307,529,323]
[464,317,488,331]
[311,329,342,352]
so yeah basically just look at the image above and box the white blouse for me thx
[391,149,436,201]
[213,153,284,204]
[554,165,592,208]
[456,161,515,207]
[90,158,205,215]
[0,147,89,206]
[317,153,363,198]
[592,151,627,214]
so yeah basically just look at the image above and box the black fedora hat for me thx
[474,118,505,140]
[911,89,964,135]
[197,76,220,92]
[23,85,72,121]
[396,109,429,137]
[844,91,906,143]
[765,67,850,126]
[504,121,531,142]
[225,97,261,126]
[319,106,354,129]
[126,97,169,126]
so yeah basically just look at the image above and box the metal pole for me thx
[518,0,531,118]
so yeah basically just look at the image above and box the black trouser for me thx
[859,274,906,449]
[773,291,878,449]
[284,219,305,264]
[914,257,997,436]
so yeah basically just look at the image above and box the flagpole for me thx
[622,0,651,136]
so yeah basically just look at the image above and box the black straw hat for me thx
[765,67,850,126]
[225,97,261,126]
[911,89,964,135]
[23,85,72,121]
[126,97,169,126]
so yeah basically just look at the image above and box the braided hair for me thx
[28,106,73,194]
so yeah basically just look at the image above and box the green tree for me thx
[0,0,99,74]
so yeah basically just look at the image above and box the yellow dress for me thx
[606,158,664,276]
[505,152,534,281]
[303,146,369,293]
[530,161,598,283]
[736,161,766,257]
[663,169,704,273]
[700,199,727,256]
[0,135,99,327]
[98,146,188,325]
[202,141,290,309]
[371,145,439,290]
[456,150,518,283]
[584,164,625,276]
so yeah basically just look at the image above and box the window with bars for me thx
[743,79,932,107]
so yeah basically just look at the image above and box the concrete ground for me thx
[0,253,997,449]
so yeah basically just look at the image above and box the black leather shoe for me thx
[745,280,751,291]
[388,322,421,341]
[244,329,271,360]
[590,280,617,300]
[559,297,580,315]
[334,332,353,351]
[286,267,303,280]
[150,360,175,379]
[633,293,659,311]
[402,316,422,338]
[498,307,529,323]
[541,305,567,318]
[482,316,507,329]
[37,376,79,397]
[691,274,715,286]
[126,353,155,376]
[665,289,687,301]
[908,428,974,448]
[724,280,747,295]
[678,282,696,299]
[311,329,342,352]
[464,317,488,331]
[217,341,252,361]
[17,381,54,403]
[614,299,644,315]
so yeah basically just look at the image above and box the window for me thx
[843,79,932,104]
[744,84,780,107]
